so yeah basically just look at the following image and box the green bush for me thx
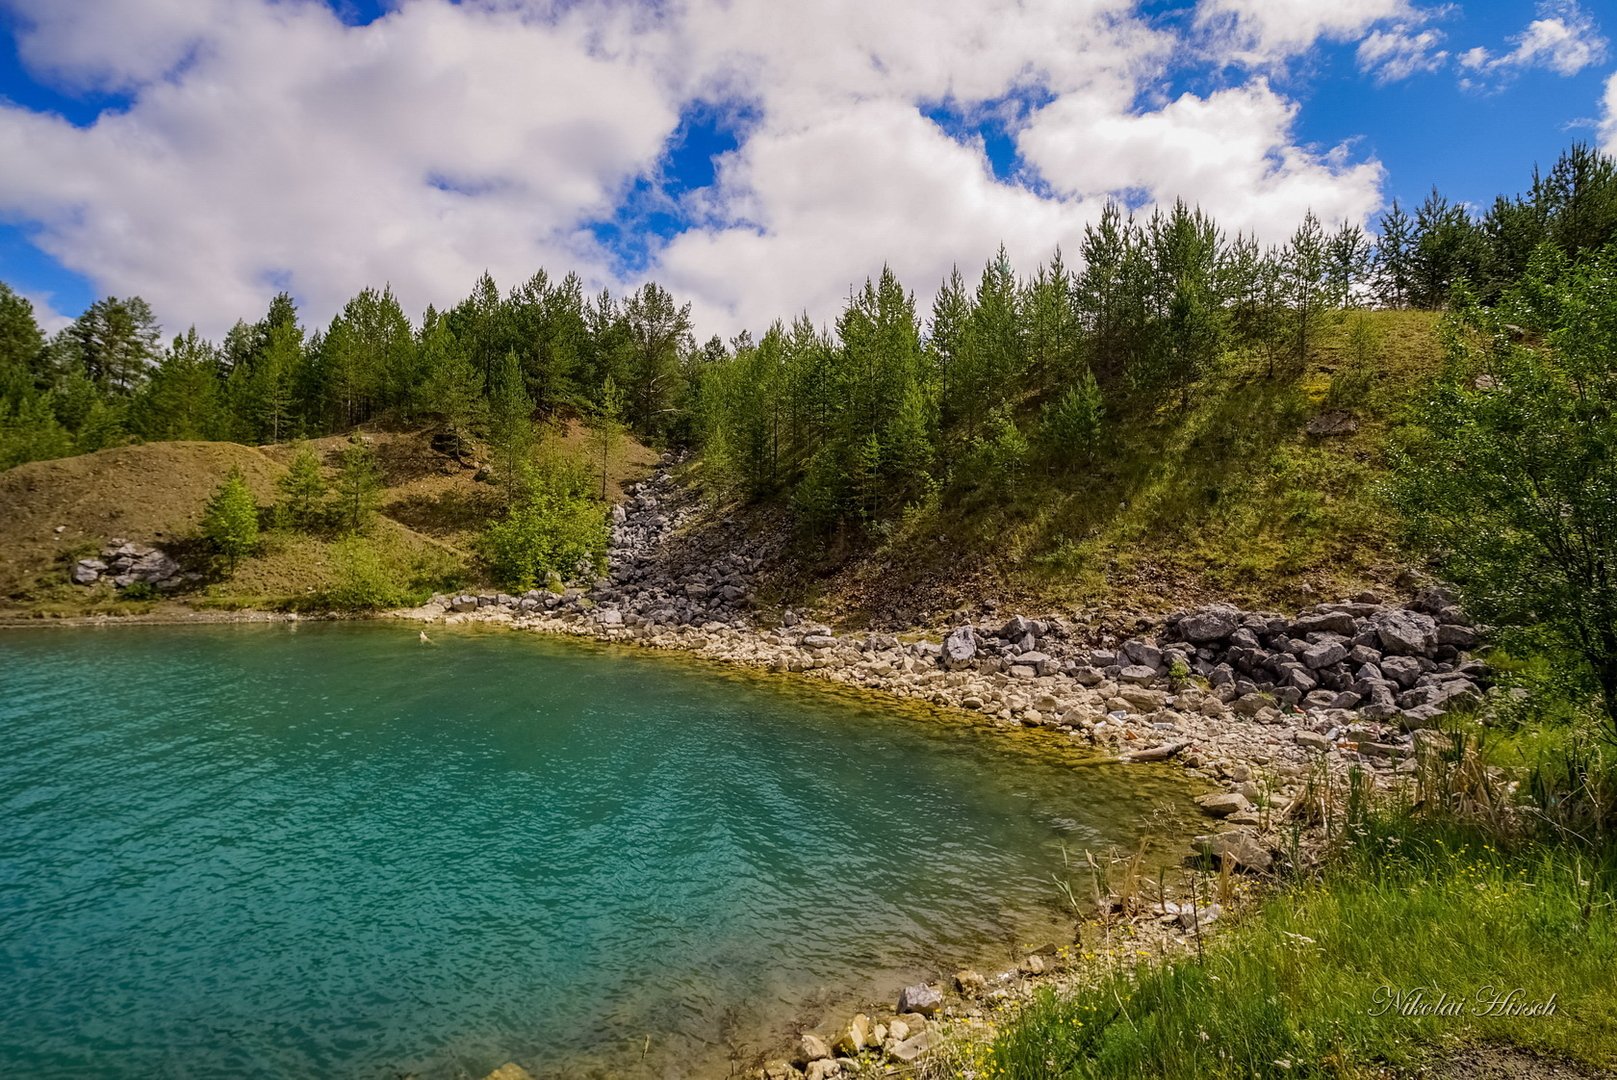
[323,536,405,610]
[479,456,607,590]
[276,444,328,530]
[199,466,260,571]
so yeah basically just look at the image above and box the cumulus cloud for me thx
[1194,0,1414,62]
[1460,0,1607,82]
[1601,71,1617,155]
[1019,80,1383,237]
[0,0,1390,341]
[1357,25,1449,83]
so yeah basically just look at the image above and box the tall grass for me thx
[978,741,1617,1079]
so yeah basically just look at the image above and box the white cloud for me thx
[0,1,677,335]
[16,289,74,336]
[1357,25,1448,83]
[0,0,1390,342]
[1460,1,1607,81]
[1194,0,1414,62]
[1018,80,1383,239]
[1601,71,1617,155]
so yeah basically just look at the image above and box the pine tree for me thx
[74,296,161,394]
[333,440,383,534]
[133,328,226,440]
[1039,367,1105,473]
[623,282,692,436]
[416,312,482,439]
[589,375,624,500]
[1373,200,1416,309]
[276,444,328,529]
[1282,211,1331,367]
[0,282,44,389]
[484,350,536,505]
[200,467,260,571]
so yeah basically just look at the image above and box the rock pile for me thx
[1160,592,1485,729]
[435,461,764,631]
[71,539,189,591]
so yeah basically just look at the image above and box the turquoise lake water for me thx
[0,623,1192,1078]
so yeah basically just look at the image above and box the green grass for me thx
[983,819,1617,1079]
[843,309,1447,617]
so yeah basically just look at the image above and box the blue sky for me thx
[0,0,1611,338]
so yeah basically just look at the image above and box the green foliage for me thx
[276,444,328,530]
[963,405,1030,487]
[414,311,482,435]
[983,818,1617,1080]
[0,392,73,469]
[589,375,624,500]
[332,440,383,534]
[484,350,536,505]
[133,328,226,441]
[1388,245,1617,731]
[323,535,406,611]
[1039,368,1106,473]
[478,455,608,591]
[200,466,260,570]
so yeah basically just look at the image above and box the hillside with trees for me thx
[2,143,1616,618]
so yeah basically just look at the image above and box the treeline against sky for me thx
[2,144,1616,529]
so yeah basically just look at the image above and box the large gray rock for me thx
[1196,792,1251,818]
[943,626,977,669]
[1436,623,1478,648]
[887,1029,939,1064]
[1118,665,1159,685]
[1191,830,1272,873]
[1302,640,1349,669]
[896,983,943,1017]
[998,615,1035,640]
[128,549,179,582]
[1292,610,1358,636]
[1376,610,1439,656]
[71,558,106,585]
[1122,639,1163,669]
[1179,605,1240,643]
[1378,655,1423,688]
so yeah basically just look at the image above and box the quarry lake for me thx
[0,623,1193,1078]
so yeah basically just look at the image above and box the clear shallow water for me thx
[0,623,1191,1078]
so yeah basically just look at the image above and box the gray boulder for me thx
[1179,605,1240,643]
[1292,610,1358,636]
[896,983,943,1017]
[1302,640,1348,669]
[943,626,977,669]
[1378,655,1423,688]
[1122,639,1163,669]
[71,558,106,585]
[1375,610,1439,656]
[998,615,1035,640]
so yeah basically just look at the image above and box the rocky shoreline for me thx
[392,461,1496,1078]
[400,461,1490,839]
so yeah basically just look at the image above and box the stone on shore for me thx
[896,983,942,1017]
[943,626,977,669]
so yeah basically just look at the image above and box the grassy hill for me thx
[0,421,658,617]
[1,310,1446,623]
[759,309,1446,625]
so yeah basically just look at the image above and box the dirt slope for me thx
[0,441,286,597]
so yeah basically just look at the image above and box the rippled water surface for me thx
[0,623,1191,1078]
